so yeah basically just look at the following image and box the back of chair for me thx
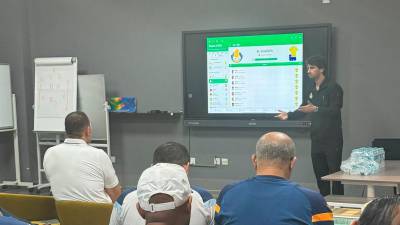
[55,200,113,225]
[0,193,57,221]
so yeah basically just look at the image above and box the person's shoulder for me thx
[192,185,213,202]
[43,144,64,160]
[333,82,342,91]
[86,145,110,158]
[215,178,258,218]
[43,146,54,157]
[221,179,250,193]
[81,145,113,168]
[191,189,202,199]
[44,143,63,153]
[122,190,138,205]
[297,186,326,204]
[84,144,103,152]
[218,178,254,200]
[277,180,314,200]
[296,186,333,221]
[327,79,343,91]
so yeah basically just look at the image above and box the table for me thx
[325,195,374,208]
[322,160,400,197]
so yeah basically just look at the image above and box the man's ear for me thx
[83,125,91,138]
[136,203,146,219]
[87,125,92,136]
[290,156,297,170]
[251,154,257,170]
[183,162,190,173]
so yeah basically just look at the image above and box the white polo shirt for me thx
[43,138,119,203]
[109,190,214,225]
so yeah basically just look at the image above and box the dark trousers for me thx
[311,139,344,196]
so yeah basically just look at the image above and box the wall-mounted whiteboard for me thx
[34,57,78,132]
[0,64,14,130]
[78,75,107,140]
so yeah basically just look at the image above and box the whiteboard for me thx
[78,75,107,140]
[34,57,78,132]
[0,64,14,130]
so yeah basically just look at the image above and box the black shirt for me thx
[289,78,343,142]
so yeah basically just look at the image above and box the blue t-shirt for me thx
[192,185,213,202]
[215,176,333,225]
[0,209,29,225]
[0,216,29,225]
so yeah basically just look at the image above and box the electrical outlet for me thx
[214,157,221,165]
[221,158,229,166]
[190,157,196,165]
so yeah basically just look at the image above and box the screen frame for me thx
[182,23,332,127]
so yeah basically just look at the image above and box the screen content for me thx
[207,33,303,114]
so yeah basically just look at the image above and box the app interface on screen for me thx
[207,33,303,114]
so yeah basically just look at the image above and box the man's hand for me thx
[275,110,288,120]
[298,104,317,113]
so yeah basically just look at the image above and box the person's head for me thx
[136,163,192,225]
[251,132,296,179]
[306,55,327,80]
[64,111,92,143]
[153,142,190,173]
[351,196,400,225]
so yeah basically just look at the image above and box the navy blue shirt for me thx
[0,217,29,225]
[0,209,29,225]
[117,187,137,205]
[215,176,333,225]
[192,185,213,202]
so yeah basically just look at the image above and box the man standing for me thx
[43,111,121,203]
[215,132,333,225]
[276,56,344,196]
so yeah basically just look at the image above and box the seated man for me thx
[109,142,214,225]
[43,111,121,203]
[351,195,400,225]
[215,132,333,225]
[136,163,192,225]
[152,142,213,202]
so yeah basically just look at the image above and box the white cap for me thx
[137,163,191,212]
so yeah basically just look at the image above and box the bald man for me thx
[215,132,333,225]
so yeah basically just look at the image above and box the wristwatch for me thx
[314,106,319,112]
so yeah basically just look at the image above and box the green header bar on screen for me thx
[207,33,303,52]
